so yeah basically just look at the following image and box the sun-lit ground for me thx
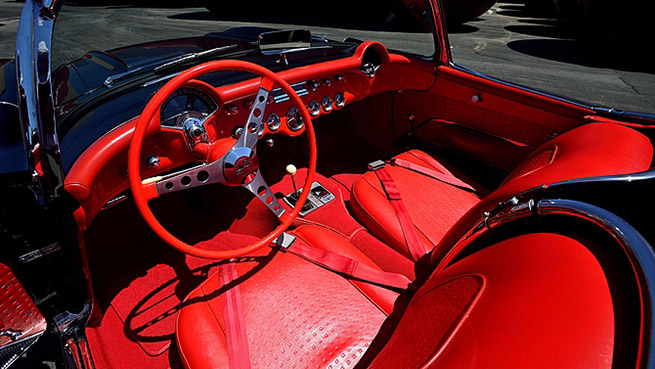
[1,0,653,113]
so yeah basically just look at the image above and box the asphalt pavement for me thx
[1,0,653,114]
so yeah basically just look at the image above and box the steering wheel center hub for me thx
[223,146,260,185]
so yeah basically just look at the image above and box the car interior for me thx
[61,40,655,368]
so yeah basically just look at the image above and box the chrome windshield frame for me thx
[15,0,64,200]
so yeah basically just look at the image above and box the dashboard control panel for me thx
[216,73,349,137]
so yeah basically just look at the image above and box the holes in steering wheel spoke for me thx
[257,186,267,196]
[197,170,209,183]
[181,176,192,186]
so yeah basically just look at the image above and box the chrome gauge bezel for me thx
[286,106,304,131]
[266,113,281,132]
[160,87,219,127]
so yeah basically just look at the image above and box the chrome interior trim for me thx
[140,71,182,88]
[272,82,308,104]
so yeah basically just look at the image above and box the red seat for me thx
[351,123,653,263]
[176,229,615,369]
[351,149,481,260]
[175,226,403,369]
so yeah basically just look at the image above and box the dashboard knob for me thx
[321,96,333,112]
[233,126,244,139]
[335,92,345,108]
[225,104,239,116]
[267,113,281,131]
[306,80,320,91]
[286,106,304,131]
[145,155,160,169]
[308,100,321,117]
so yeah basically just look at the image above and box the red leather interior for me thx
[293,226,404,315]
[434,122,654,264]
[351,150,481,259]
[369,233,615,369]
[177,231,615,369]
[351,123,653,264]
[176,226,400,369]
[63,43,437,228]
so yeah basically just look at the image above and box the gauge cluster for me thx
[157,73,353,146]
[160,87,218,127]
[216,74,350,138]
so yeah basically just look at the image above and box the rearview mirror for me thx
[259,29,312,55]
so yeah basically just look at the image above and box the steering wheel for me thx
[128,60,316,259]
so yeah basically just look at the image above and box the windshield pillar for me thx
[15,0,65,200]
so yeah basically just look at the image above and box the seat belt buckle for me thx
[275,232,296,251]
[368,160,386,171]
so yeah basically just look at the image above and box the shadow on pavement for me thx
[492,2,654,74]
[507,38,654,74]
[447,23,480,34]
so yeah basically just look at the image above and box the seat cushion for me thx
[351,150,481,260]
[176,226,401,369]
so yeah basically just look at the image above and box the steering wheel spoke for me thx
[237,77,273,150]
[151,160,226,196]
[244,170,285,218]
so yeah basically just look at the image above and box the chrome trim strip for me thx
[140,71,182,88]
[0,331,45,368]
[547,170,655,188]
[272,82,308,104]
[0,101,19,109]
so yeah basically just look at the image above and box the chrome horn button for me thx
[223,146,260,185]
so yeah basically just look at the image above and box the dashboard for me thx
[159,71,354,142]
[63,41,437,228]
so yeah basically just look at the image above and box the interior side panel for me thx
[391,65,595,170]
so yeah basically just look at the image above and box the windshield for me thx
[48,1,436,172]
[51,2,436,71]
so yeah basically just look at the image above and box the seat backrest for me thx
[431,122,653,264]
[368,233,615,369]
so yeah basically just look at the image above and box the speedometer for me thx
[160,87,218,127]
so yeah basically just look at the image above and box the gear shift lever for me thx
[285,164,312,212]
[286,164,299,196]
